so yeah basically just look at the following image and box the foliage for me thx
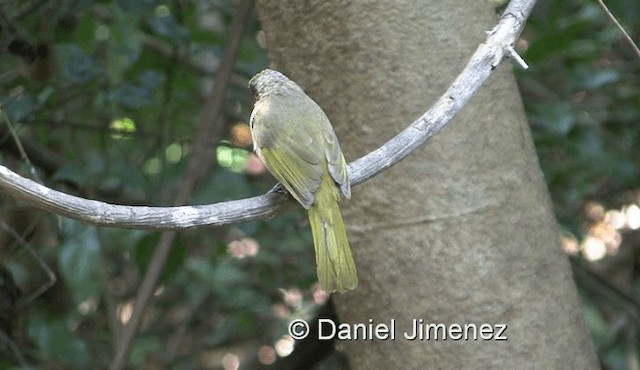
[520,0,640,227]
[0,0,637,368]
[0,0,302,368]
[519,1,640,368]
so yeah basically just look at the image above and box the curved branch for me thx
[0,0,536,230]
[0,156,287,230]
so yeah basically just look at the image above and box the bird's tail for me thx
[308,187,358,292]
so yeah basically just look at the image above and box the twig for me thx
[162,291,210,364]
[0,110,41,183]
[0,329,28,367]
[142,34,250,89]
[595,0,640,59]
[0,125,65,176]
[0,0,535,230]
[0,220,56,306]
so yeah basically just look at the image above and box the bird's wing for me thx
[252,103,324,209]
[323,128,350,199]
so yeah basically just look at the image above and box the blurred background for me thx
[0,0,638,369]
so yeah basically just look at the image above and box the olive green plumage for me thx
[249,69,357,292]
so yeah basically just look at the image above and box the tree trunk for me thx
[255,1,599,368]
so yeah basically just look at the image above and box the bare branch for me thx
[0,0,537,230]
[0,220,56,305]
[1,111,41,183]
[595,0,640,59]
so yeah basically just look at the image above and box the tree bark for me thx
[255,1,599,368]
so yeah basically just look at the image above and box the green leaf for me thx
[110,83,155,109]
[27,314,90,368]
[74,11,97,50]
[58,220,101,303]
[128,336,161,367]
[146,14,189,42]
[54,161,89,186]
[136,69,164,88]
[192,170,253,204]
[570,68,619,90]
[206,313,257,347]
[1,95,36,123]
[134,233,186,281]
[71,0,94,12]
[116,0,157,12]
[532,101,575,136]
[56,43,102,83]
[212,262,248,285]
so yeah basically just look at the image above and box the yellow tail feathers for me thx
[308,186,358,293]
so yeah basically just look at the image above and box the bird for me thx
[249,69,357,292]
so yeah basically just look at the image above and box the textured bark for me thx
[255,1,598,368]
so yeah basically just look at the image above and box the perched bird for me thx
[249,69,357,292]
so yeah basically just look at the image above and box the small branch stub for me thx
[506,46,529,69]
